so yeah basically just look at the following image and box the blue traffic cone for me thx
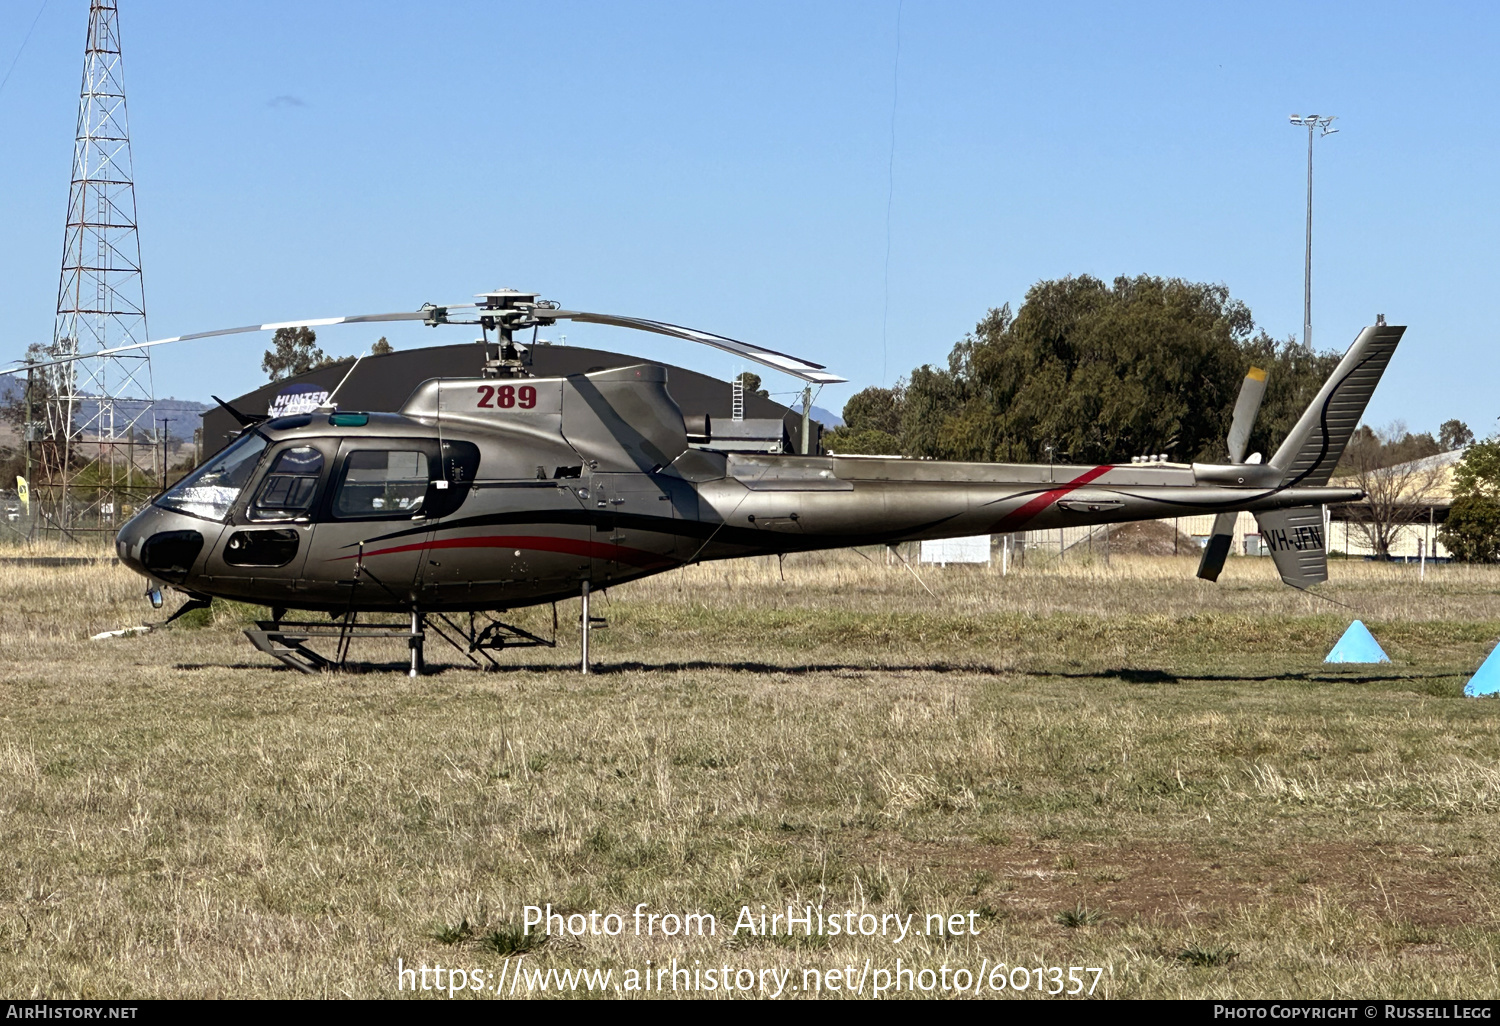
[1324,620,1391,664]
[1464,642,1500,697]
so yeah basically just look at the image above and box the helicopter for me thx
[12,290,1403,675]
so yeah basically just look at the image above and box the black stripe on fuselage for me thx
[346,508,960,554]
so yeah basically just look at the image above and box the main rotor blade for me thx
[1195,510,1239,582]
[1226,366,1268,464]
[544,309,848,384]
[2,307,464,377]
[5,296,849,387]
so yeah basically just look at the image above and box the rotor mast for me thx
[473,289,556,378]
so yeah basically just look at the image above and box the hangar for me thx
[203,342,822,457]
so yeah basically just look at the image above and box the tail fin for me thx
[1269,322,1405,486]
[1255,505,1328,588]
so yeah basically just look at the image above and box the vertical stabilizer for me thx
[1269,323,1404,486]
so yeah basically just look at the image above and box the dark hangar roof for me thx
[202,342,820,455]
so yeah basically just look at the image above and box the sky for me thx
[0,0,1496,437]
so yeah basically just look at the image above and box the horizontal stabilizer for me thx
[1255,505,1328,588]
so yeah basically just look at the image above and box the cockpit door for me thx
[200,440,330,590]
[296,442,438,609]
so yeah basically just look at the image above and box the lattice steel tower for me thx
[35,0,154,534]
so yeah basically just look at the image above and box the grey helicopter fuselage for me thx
[115,362,1360,612]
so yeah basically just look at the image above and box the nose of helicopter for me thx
[115,505,209,599]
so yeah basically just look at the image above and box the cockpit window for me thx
[251,446,324,520]
[157,432,269,522]
[333,450,429,517]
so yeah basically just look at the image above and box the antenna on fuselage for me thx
[318,352,368,412]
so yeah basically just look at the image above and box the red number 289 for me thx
[476,385,539,409]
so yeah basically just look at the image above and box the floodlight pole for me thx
[1289,114,1338,349]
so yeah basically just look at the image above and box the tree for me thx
[1238,333,1341,461]
[1440,419,1474,451]
[261,327,331,380]
[1440,494,1500,563]
[733,371,769,399]
[0,345,70,486]
[1,346,44,432]
[842,384,905,436]
[897,275,1335,465]
[824,383,906,454]
[371,337,394,355]
[1439,437,1500,562]
[1339,422,1446,558]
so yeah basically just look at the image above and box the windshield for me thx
[157,432,269,521]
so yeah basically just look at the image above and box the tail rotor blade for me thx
[1226,366,1268,464]
[1195,510,1239,582]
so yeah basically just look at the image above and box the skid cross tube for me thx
[425,611,558,670]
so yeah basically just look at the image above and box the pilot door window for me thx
[333,451,430,518]
[251,447,324,521]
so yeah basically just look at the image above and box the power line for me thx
[879,0,903,387]
[0,0,51,101]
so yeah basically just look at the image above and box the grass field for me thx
[2,549,1499,999]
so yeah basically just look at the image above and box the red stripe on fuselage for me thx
[993,464,1114,532]
[330,534,674,569]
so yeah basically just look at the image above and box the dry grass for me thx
[1,550,1499,999]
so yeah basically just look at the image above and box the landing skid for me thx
[245,617,420,675]
[243,608,557,675]
[425,609,558,670]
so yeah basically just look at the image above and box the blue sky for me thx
[0,1,1495,436]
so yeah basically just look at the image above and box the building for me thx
[202,342,820,456]
[1326,448,1460,560]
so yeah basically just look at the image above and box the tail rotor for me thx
[1196,366,1267,582]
